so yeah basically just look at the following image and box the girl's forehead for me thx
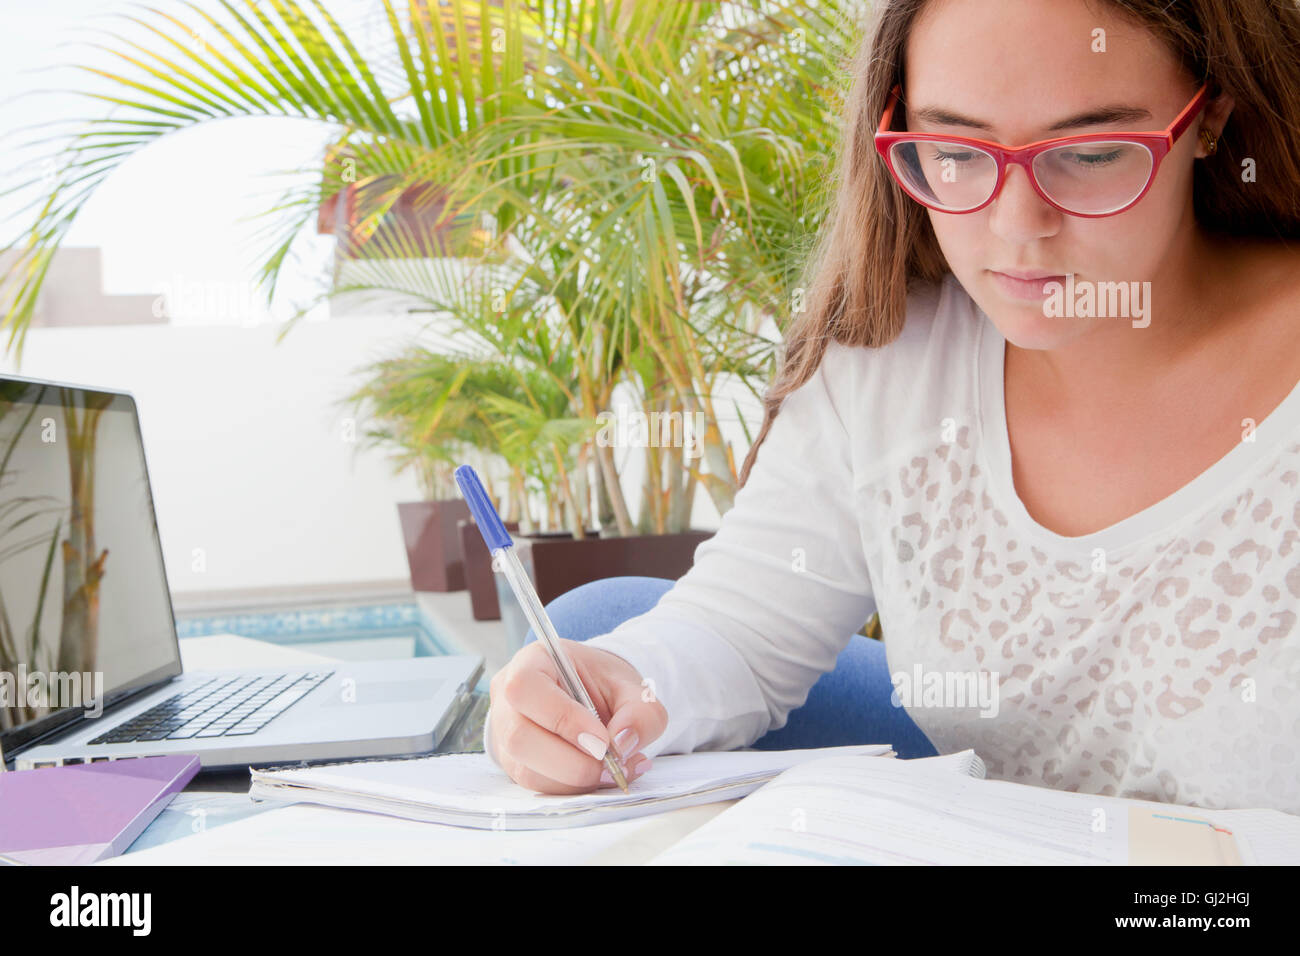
[904,0,1176,82]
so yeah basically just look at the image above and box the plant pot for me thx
[494,530,579,647]
[458,517,520,621]
[397,499,472,592]
[494,529,715,651]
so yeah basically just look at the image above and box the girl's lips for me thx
[989,269,1068,300]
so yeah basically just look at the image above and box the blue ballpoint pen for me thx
[454,464,632,794]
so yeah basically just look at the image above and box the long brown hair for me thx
[738,0,1300,488]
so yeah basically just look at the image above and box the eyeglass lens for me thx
[888,140,1156,215]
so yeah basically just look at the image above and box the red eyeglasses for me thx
[874,82,1211,217]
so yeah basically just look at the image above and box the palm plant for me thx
[0,0,859,533]
[340,344,601,533]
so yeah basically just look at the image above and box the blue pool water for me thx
[175,600,452,658]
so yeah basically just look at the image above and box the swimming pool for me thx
[175,600,451,660]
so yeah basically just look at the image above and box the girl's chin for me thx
[965,280,1097,349]
[987,312,1091,352]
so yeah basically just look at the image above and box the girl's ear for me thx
[1197,89,1235,158]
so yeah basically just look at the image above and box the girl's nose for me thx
[986,163,1062,239]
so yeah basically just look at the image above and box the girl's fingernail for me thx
[577,732,607,760]
[599,768,614,785]
[613,727,639,759]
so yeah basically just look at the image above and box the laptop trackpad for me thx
[318,678,445,706]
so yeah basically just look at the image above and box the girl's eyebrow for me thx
[908,101,1153,132]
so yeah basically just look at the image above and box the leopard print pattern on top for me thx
[861,422,1300,813]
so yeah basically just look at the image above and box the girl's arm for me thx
[584,342,877,758]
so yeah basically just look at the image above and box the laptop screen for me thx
[0,377,181,761]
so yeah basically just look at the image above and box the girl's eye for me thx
[1057,149,1124,167]
[929,149,979,164]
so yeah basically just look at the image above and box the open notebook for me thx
[247,743,906,829]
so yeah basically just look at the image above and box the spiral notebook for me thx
[247,743,905,829]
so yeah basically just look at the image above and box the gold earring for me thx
[1199,127,1218,156]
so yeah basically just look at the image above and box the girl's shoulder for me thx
[824,271,982,386]
[820,271,987,468]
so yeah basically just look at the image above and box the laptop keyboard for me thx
[87,671,334,744]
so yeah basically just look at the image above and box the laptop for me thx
[0,374,483,772]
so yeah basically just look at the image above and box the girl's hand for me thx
[488,638,668,794]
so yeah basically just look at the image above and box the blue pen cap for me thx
[454,464,514,551]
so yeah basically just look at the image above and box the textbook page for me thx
[647,756,1124,864]
[1201,808,1300,866]
[646,754,1299,865]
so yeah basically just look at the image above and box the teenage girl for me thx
[484,0,1300,813]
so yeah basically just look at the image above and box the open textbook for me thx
[645,753,1300,865]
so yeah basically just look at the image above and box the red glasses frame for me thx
[874,82,1211,218]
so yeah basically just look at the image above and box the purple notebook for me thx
[0,754,200,865]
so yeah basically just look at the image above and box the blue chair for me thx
[521,575,938,759]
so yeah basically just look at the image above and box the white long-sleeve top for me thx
[486,271,1300,814]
